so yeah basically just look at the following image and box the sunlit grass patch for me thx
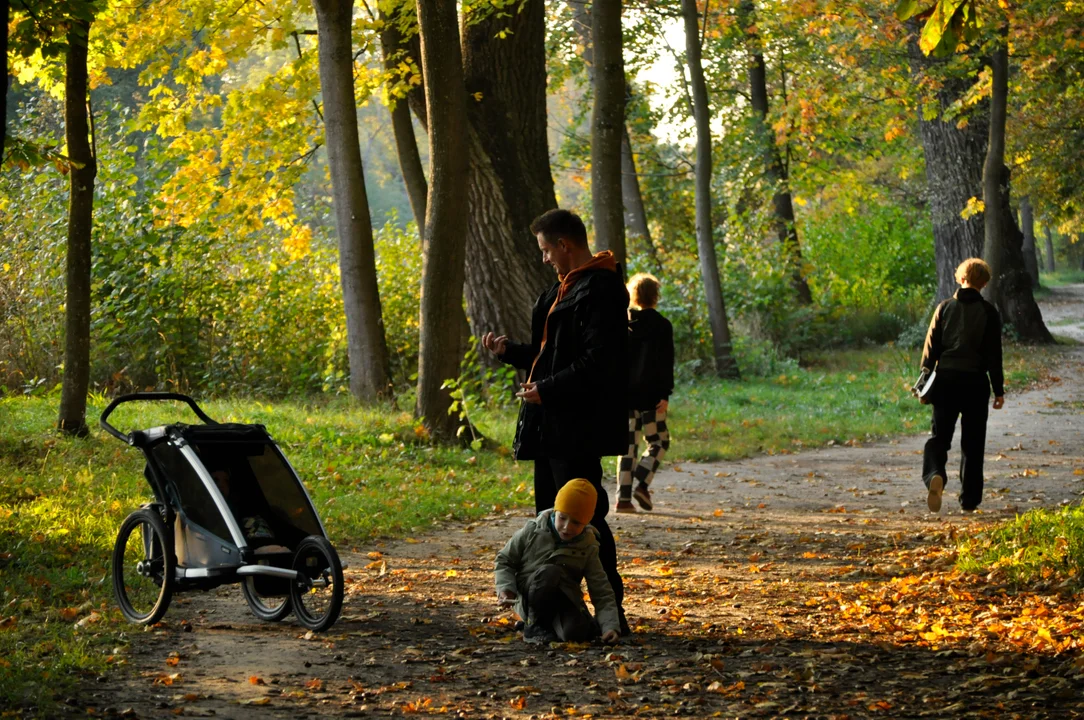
[957,503,1084,587]
[0,394,530,713]
[670,345,1061,462]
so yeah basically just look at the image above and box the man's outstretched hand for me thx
[601,630,620,644]
[993,396,1005,410]
[481,332,508,358]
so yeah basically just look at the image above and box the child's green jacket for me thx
[494,509,620,635]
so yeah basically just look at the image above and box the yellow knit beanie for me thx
[554,479,597,526]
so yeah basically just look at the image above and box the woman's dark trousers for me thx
[922,369,990,510]
[524,564,599,641]
[533,456,624,611]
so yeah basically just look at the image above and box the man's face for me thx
[553,510,586,541]
[536,232,572,276]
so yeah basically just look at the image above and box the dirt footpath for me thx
[79,288,1084,719]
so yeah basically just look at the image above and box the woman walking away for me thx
[617,273,674,513]
[920,258,1005,513]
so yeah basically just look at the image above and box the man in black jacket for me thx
[919,258,1005,513]
[482,209,628,626]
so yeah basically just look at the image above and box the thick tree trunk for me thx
[994,177,1053,342]
[313,0,391,401]
[982,42,1009,307]
[909,47,987,302]
[682,0,738,379]
[415,0,470,442]
[57,19,96,436]
[2,0,8,162]
[380,12,428,237]
[590,0,625,266]
[1043,225,1056,272]
[740,0,812,305]
[1019,196,1039,288]
[979,40,1051,342]
[461,0,556,344]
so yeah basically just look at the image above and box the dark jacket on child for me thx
[921,287,1004,397]
[627,308,674,409]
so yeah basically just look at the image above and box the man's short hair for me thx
[955,258,992,288]
[627,272,660,309]
[530,209,588,248]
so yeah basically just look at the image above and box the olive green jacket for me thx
[494,509,620,635]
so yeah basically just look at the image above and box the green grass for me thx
[1038,268,1084,288]
[0,343,1065,713]
[669,345,1059,462]
[0,394,531,714]
[957,503,1084,587]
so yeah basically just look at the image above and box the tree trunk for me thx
[982,41,1009,307]
[2,0,8,162]
[621,124,654,249]
[908,45,986,302]
[569,0,653,255]
[1043,225,1056,272]
[682,0,739,379]
[979,39,1051,342]
[57,18,96,436]
[590,0,625,266]
[461,0,557,345]
[993,176,1053,342]
[415,0,470,442]
[380,11,428,237]
[312,0,391,401]
[740,0,812,305]
[1019,196,1039,288]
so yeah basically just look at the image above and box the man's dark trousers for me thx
[922,369,990,510]
[534,456,624,610]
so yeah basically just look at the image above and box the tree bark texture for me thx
[1043,226,1056,272]
[978,41,1050,342]
[57,19,96,436]
[740,0,812,305]
[2,0,8,162]
[993,176,1053,343]
[982,41,1009,307]
[908,46,986,302]
[569,1,653,251]
[590,0,626,266]
[415,0,470,441]
[380,10,428,237]
[313,0,391,401]
[461,0,558,344]
[682,0,739,379]
[621,123,654,247]
[1019,196,1039,288]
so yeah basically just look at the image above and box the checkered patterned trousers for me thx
[617,407,670,500]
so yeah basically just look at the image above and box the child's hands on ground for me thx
[601,630,620,644]
[497,590,517,607]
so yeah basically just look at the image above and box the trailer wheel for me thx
[112,508,174,625]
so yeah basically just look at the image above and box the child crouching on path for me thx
[494,480,621,644]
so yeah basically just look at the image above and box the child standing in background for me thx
[617,273,674,513]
